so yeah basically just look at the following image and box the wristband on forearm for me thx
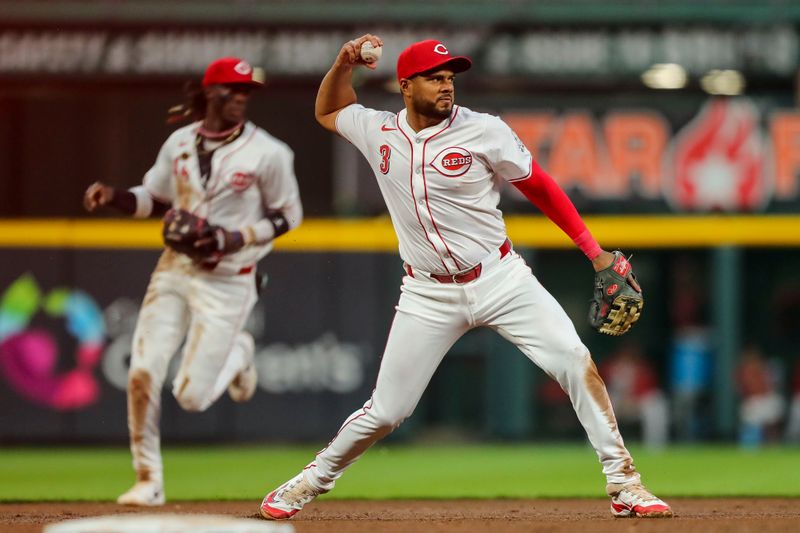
[572,229,603,260]
[128,186,170,218]
[267,211,290,238]
[246,211,291,244]
[109,189,138,215]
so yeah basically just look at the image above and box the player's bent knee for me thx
[175,393,211,412]
[567,346,592,367]
[173,386,213,412]
[550,346,593,385]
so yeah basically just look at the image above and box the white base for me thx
[44,514,294,533]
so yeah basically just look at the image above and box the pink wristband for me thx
[573,229,602,260]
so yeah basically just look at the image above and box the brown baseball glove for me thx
[162,209,246,261]
[162,209,217,260]
[588,251,644,336]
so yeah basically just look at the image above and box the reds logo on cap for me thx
[396,39,472,81]
[431,147,473,177]
[234,61,253,75]
[202,57,264,87]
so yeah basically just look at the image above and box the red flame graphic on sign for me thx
[671,99,766,211]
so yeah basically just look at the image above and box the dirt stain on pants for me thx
[128,367,152,482]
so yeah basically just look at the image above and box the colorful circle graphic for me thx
[0,274,105,410]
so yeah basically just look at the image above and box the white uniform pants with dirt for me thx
[126,266,257,484]
[305,250,640,492]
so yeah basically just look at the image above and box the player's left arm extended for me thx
[511,160,610,267]
[512,163,643,335]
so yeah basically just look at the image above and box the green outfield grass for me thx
[1,444,798,501]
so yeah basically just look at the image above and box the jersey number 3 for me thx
[379,144,391,175]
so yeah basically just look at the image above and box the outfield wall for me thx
[1,218,798,444]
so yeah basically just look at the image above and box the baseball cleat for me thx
[116,481,165,506]
[228,334,257,402]
[259,471,324,520]
[607,482,673,518]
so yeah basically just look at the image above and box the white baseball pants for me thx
[125,264,257,485]
[305,248,640,491]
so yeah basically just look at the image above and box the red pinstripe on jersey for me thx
[421,106,462,271]
[396,113,452,274]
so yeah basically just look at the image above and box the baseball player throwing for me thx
[84,57,303,506]
[259,36,671,519]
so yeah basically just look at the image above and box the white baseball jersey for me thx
[142,120,301,274]
[336,104,533,274]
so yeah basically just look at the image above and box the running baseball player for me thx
[83,57,303,506]
[258,36,671,520]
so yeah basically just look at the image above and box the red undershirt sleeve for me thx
[512,160,603,260]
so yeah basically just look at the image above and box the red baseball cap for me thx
[202,57,264,87]
[396,40,472,81]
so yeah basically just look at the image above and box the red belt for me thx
[407,239,512,284]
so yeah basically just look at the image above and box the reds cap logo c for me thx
[431,147,473,178]
[234,61,253,75]
[433,44,449,55]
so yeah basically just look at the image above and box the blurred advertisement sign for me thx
[0,252,384,442]
[0,25,794,78]
[0,274,368,410]
[503,99,800,212]
[0,274,104,410]
[672,99,765,211]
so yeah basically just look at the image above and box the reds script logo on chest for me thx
[227,171,256,192]
[431,147,473,178]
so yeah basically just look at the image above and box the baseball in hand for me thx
[360,42,383,63]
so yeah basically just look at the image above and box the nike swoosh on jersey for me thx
[381,124,397,131]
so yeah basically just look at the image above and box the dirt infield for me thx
[2,499,799,532]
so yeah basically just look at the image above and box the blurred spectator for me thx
[668,256,713,441]
[600,342,669,449]
[785,361,800,443]
[736,344,784,447]
[669,327,713,441]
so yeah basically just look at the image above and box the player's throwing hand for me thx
[335,34,383,70]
